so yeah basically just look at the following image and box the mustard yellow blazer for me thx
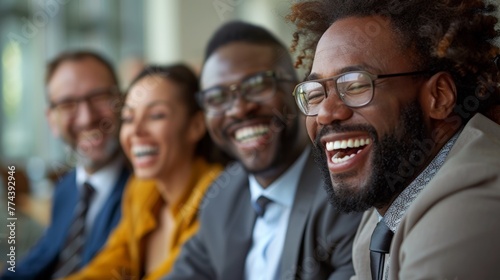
[65,158,223,280]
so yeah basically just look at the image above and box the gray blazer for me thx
[165,151,362,280]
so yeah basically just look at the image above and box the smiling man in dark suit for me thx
[165,21,361,280]
[1,51,129,280]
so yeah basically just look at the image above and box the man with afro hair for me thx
[288,0,500,279]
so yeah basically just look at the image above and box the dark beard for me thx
[312,102,428,213]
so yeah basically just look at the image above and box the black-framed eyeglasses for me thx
[49,86,121,117]
[292,70,429,116]
[196,71,296,116]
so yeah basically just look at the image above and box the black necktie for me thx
[253,196,272,217]
[52,182,95,278]
[369,220,394,280]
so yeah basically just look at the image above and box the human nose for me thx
[127,114,148,137]
[73,100,99,126]
[225,93,259,119]
[315,88,353,125]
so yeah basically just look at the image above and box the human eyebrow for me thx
[52,87,115,105]
[87,86,118,94]
[201,84,224,93]
[146,100,173,110]
[338,65,367,73]
[50,96,74,105]
[306,64,382,81]
[242,71,271,81]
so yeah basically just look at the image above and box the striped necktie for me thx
[52,182,95,278]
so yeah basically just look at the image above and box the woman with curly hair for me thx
[288,1,500,279]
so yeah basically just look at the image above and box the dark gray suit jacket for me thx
[165,151,362,280]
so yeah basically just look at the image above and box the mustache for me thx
[313,123,379,148]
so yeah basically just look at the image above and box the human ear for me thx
[187,111,206,143]
[420,72,457,120]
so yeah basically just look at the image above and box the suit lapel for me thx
[57,171,80,249]
[222,170,256,279]
[280,153,320,277]
[31,171,78,275]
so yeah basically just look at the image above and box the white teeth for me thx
[333,141,341,149]
[235,125,269,143]
[132,145,159,157]
[347,139,354,147]
[340,140,348,149]
[325,137,372,151]
[354,139,360,148]
[327,137,372,164]
[326,142,334,151]
[331,153,356,164]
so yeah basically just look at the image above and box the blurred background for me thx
[0,0,299,225]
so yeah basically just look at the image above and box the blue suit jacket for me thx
[1,165,129,280]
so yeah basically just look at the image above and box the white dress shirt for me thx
[244,147,310,280]
[75,154,124,235]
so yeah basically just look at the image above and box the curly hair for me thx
[287,0,500,120]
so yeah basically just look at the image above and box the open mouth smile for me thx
[131,144,160,168]
[326,137,371,164]
[234,124,270,144]
[132,145,159,157]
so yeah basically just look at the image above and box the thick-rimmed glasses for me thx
[292,70,428,116]
[49,86,121,118]
[196,71,295,116]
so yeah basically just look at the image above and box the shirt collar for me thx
[76,154,124,195]
[383,132,460,232]
[248,146,310,208]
